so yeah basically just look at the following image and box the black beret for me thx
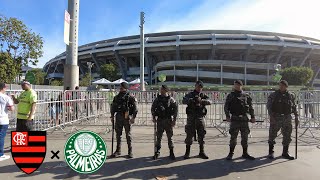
[120,82,129,89]
[279,80,288,87]
[195,80,204,87]
[234,80,243,86]
[161,85,170,91]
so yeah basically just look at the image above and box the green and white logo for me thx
[64,131,107,174]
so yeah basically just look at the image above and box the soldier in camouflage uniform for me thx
[110,82,138,158]
[182,80,211,159]
[151,85,178,160]
[267,80,299,160]
[224,80,256,160]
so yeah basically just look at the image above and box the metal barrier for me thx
[5,90,320,136]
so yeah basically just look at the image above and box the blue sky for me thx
[0,0,319,68]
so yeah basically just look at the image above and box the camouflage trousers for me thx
[115,112,132,147]
[155,118,174,150]
[229,118,250,148]
[185,115,206,146]
[268,114,292,146]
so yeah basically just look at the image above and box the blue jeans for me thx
[0,125,8,156]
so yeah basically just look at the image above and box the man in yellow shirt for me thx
[12,81,37,131]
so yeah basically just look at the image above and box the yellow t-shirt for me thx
[17,89,37,120]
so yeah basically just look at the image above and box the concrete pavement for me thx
[0,125,320,180]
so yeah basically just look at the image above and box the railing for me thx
[5,90,320,136]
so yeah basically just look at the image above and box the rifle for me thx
[154,118,157,159]
[111,117,115,157]
[295,121,298,159]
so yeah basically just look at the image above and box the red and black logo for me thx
[11,131,46,174]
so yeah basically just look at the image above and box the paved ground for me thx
[1,125,320,180]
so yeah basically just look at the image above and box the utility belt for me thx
[186,106,207,117]
[231,114,248,121]
[273,113,291,117]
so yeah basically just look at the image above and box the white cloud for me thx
[32,31,65,68]
[146,0,320,39]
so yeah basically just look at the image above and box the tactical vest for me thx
[114,92,130,113]
[272,91,293,115]
[186,92,207,117]
[155,95,172,117]
[229,92,250,116]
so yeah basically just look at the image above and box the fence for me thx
[6,90,320,136]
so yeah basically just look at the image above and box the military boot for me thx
[169,148,176,160]
[199,144,209,159]
[110,143,121,158]
[242,146,255,160]
[226,146,235,160]
[268,144,275,159]
[184,145,191,159]
[282,145,294,160]
[127,145,133,159]
[153,146,161,160]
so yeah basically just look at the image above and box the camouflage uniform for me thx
[151,94,178,156]
[267,90,298,147]
[182,90,211,159]
[224,90,255,160]
[111,91,138,157]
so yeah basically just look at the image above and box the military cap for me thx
[161,85,170,92]
[279,80,288,87]
[120,82,129,89]
[195,80,204,87]
[234,80,243,86]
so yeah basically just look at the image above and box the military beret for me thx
[234,80,243,86]
[195,80,204,87]
[279,80,288,87]
[161,85,170,91]
[120,82,129,89]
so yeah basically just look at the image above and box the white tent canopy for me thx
[92,78,112,85]
[112,78,128,84]
[129,78,140,84]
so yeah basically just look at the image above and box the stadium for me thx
[43,30,320,86]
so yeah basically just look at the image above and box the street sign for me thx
[25,71,35,84]
[64,10,70,45]
[158,73,166,82]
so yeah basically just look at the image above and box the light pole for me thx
[140,12,145,91]
[87,62,94,86]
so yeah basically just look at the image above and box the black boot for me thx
[199,144,209,159]
[169,148,176,160]
[268,144,275,159]
[242,146,255,160]
[226,146,235,160]
[153,146,161,160]
[127,145,133,159]
[110,144,121,158]
[184,145,191,159]
[282,145,294,160]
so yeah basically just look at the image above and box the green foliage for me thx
[100,63,119,81]
[29,68,46,85]
[0,15,44,66]
[79,73,92,87]
[51,79,63,86]
[0,52,20,83]
[280,66,314,86]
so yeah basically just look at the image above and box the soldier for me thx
[110,82,138,158]
[224,80,256,160]
[267,80,299,160]
[182,80,211,159]
[151,85,178,160]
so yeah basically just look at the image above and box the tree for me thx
[29,68,46,85]
[0,15,43,83]
[0,52,20,83]
[79,73,92,87]
[100,63,119,81]
[280,66,314,86]
[51,79,63,86]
